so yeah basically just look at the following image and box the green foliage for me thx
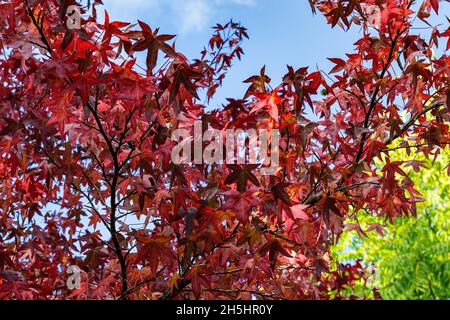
[334,148,450,300]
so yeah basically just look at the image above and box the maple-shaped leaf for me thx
[169,64,202,104]
[132,20,176,72]
[243,65,271,98]
[84,248,109,268]
[250,87,281,121]
[259,238,291,271]
[101,10,130,44]
[135,235,173,273]
[328,57,346,74]
[405,58,432,92]
[188,265,210,299]
[287,204,310,221]
[282,65,309,108]
[168,163,188,187]
[224,164,260,192]
[221,188,259,223]
[322,196,343,227]
[271,182,291,205]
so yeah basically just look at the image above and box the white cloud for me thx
[171,0,213,33]
[227,0,256,6]
[103,0,256,33]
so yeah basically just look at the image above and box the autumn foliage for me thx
[0,0,450,300]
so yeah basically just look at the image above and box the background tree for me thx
[334,144,450,300]
[0,0,449,299]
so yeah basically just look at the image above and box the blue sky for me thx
[102,0,359,107]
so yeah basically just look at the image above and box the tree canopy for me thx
[0,0,449,299]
